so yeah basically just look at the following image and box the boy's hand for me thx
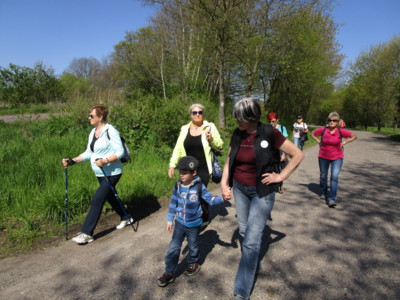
[167,224,172,233]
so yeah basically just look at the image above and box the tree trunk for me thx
[218,60,226,129]
[160,45,167,100]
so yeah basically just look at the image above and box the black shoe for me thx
[185,263,201,276]
[328,201,337,208]
[157,272,175,287]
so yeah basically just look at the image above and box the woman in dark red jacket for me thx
[311,111,357,208]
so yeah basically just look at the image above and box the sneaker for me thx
[157,272,175,287]
[116,217,134,230]
[234,293,248,300]
[328,201,337,208]
[71,233,94,244]
[185,263,201,276]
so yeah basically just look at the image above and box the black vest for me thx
[228,122,280,197]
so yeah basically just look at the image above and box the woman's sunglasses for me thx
[88,114,97,119]
[191,111,203,116]
[328,119,338,122]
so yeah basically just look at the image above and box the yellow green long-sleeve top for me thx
[169,120,224,175]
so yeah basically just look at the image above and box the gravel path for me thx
[0,113,56,123]
[0,130,399,300]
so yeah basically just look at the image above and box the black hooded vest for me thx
[228,122,280,197]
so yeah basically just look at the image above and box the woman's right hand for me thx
[62,158,69,168]
[168,167,175,179]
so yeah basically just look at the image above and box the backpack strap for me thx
[320,127,327,146]
[197,182,202,201]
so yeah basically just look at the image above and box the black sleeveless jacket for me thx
[228,122,280,197]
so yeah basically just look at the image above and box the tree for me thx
[262,2,341,123]
[0,63,64,106]
[343,36,400,131]
[65,57,101,79]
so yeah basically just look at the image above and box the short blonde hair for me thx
[328,111,340,120]
[189,103,204,113]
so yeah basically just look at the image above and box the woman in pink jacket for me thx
[311,111,357,208]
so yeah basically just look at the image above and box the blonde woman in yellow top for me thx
[168,104,223,223]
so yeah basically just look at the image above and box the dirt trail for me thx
[0,131,399,300]
[0,113,57,123]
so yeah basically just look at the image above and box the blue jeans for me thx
[165,221,200,274]
[232,181,275,299]
[293,137,304,150]
[81,174,130,236]
[319,157,343,202]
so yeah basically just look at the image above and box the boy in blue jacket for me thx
[157,156,224,287]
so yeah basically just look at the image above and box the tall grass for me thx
[0,106,197,257]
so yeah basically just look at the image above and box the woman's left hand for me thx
[95,159,105,168]
[261,172,283,185]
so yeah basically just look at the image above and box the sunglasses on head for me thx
[88,114,97,119]
[328,119,338,122]
[191,111,203,116]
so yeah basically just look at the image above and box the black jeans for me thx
[81,174,128,236]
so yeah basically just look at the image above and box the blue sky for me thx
[1,0,399,75]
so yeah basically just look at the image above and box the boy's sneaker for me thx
[116,217,134,230]
[184,263,201,276]
[71,233,94,244]
[157,272,175,287]
[328,201,337,208]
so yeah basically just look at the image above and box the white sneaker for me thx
[116,217,134,230]
[71,233,94,244]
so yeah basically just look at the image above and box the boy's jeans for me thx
[319,157,343,201]
[165,221,200,274]
[232,180,275,299]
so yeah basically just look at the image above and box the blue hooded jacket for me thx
[167,177,223,227]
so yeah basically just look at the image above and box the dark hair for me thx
[267,112,278,121]
[88,104,108,122]
[233,98,261,123]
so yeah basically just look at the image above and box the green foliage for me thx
[342,36,400,129]
[0,63,65,106]
[59,73,92,99]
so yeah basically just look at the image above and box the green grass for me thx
[355,126,400,141]
[0,117,176,257]
[0,102,68,116]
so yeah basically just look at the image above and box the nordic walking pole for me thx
[64,166,69,240]
[95,159,136,231]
